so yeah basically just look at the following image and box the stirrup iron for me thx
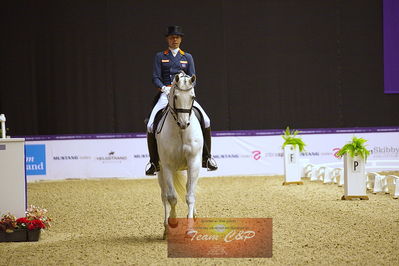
[205,157,218,171]
[145,162,158,176]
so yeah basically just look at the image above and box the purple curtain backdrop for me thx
[384,0,399,93]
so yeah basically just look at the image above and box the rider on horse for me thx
[145,25,218,175]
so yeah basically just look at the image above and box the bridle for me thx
[168,78,195,127]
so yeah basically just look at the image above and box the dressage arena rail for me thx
[302,160,399,198]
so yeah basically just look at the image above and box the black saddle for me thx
[151,106,205,134]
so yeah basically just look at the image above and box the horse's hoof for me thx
[186,214,197,220]
[168,217,178,228]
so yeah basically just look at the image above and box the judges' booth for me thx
[0,138,26,217]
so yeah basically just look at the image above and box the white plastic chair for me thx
[316,166,326,182]
[386,175,399,199]
[315,165,336,183]
[303,164,320,181]
[367,172,386,194]
[299,159,310,178]
[367,172,377,190]
[331,168,343,185]
[322,167,335,184]
[303,164,314,179]
[309,166,319,181]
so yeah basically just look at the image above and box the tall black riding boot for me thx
[202,127,218,171]
[145,132,160,175]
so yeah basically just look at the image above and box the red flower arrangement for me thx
[0,205,51,233]
[16,217,46,230]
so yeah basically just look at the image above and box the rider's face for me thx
[166,35,182,49]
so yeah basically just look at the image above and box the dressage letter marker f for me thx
[290,154,294,163]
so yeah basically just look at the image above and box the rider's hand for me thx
[161,86,171,95]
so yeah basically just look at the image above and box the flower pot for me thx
[0,229,41,242]
[0,229,28,242]
[27,229,41,242]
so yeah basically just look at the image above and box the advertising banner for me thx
[23,127,399,181]
[25,138,148,181]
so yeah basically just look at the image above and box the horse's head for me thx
[169,72,196,129]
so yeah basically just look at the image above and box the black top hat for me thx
[165,25,184,37]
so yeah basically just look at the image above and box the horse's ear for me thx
[190,75,196,84]
[174,74,179,83]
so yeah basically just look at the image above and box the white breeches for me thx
[147,92,210,132]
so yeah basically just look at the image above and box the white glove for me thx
[161,86,171,95]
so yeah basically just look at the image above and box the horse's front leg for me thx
[186,156,201,218]
[157,171,171,240]
[161,166,178,228]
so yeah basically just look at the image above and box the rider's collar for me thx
[170,48,179,57]
[164,49,185,56]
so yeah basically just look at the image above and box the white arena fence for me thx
[20,127,399,183]
[302,160,399,199]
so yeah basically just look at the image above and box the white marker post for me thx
[283,145,303,185]
[342,154,368,200]
[0,114,26,217]
[0,114,6,139]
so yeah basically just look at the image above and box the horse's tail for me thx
[173,171,187,202]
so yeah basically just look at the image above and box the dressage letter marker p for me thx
[343,154,368,199]
[353,161,359,172]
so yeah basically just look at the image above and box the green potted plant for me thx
[281,127,306,185]
[282,126,306,152]
[336,136,370,200]
[336,136,370,161]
